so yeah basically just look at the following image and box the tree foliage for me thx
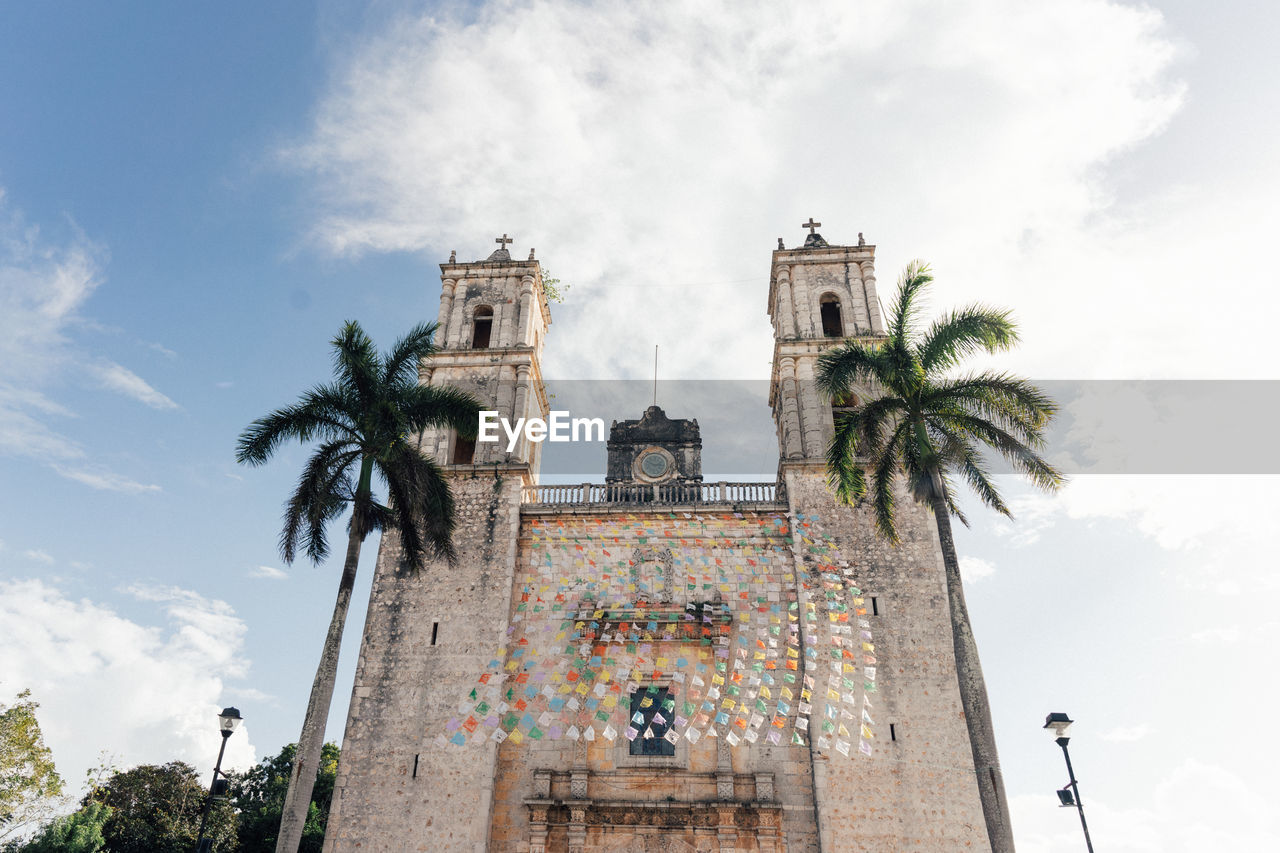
[0,691,63,843]
[236,320,481,570]
[9,801,109,853]
[230,743,339,853]
[817,260,1063,534]
[84,761,235,853]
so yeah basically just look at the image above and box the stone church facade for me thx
[321,229,992,852]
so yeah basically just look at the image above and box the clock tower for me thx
[604,405,702,487]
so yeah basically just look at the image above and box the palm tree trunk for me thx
[275,524,364,853]
[928,467,1016,853]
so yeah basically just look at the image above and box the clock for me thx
[639,451,671,478]
[635,448,675,482]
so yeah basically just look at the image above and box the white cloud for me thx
[0,190,175,486]
[87,361,180,410]
[21,549,54,565]
[1013,760,1280,852]
[1100,724,1150,743]
[248,564,288,580]
[50,464,162,494]
[0,578,258,788]
[960,555,996,584]
[287,0,1194,381]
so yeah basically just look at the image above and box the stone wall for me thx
[485,508,820,853]
[783,463,990,852]
[323,470,527,853]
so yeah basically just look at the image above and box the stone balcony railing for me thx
[521,480,782,507]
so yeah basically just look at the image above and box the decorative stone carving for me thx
[570,768,588,799]
[716,773,735,802]
[754,772,775,802]
[532,769,552,798]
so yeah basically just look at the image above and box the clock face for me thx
[639,451,671,478]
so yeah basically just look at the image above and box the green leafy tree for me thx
[85,761,235,853]
[10,801,109,853]
[236,320,480,853]
[817,261,1064,853]
[0,690,63,843]
[230,743,339,853]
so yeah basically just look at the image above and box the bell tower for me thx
[768,219,885,465]
[769,222,992,851]
[419,235,551,472]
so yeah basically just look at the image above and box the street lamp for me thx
[195,707,243,853]
[1044,712,1094,853]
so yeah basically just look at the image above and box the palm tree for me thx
[236,320,480,853]
[817,261,1064,853]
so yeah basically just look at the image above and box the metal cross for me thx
[802,218,821,234]
[495,233,514,247]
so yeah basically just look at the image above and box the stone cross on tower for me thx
[495,233,513,248]
[802,218,821,234]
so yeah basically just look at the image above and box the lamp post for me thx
[194,707,243,853]
[1044,712,1094,853]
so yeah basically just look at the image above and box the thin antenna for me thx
[653,345,658,407]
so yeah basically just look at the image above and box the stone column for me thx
[527,802,549,853]
[757,807,782,853]
[437,278,456,345]
[861,260,883,333]
[491,301,506,349]
[716,805,739,853]
[567,803,588,853]
[795,358,823,459]
[512,364,531,462]
[779,357,803,459]
[447,286,469,348]
[491,365,516,464]
[792,269,814,338]
[518,274,536,346]
[775,265,795,339]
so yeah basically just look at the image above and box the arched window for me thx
[820,294,843,338]
[471,305,493,349]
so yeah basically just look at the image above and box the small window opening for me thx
[431,622,439,645]
[629,685,676,756]
[452,435,476,465]
[870,596,879,616]
[820,295,843,338]
[889,723,897,742]
[412,754,420,777]
[471,305,493,349]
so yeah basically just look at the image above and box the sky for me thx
[0,1,1277,850]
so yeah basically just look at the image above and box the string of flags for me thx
[433,510,877,759]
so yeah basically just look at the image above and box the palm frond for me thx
[816,341,890,398]
[917,305,1018,372]
[869,425,912,542]
[383,322,441,387]
[887,260,933,343]
[401,384,484,439]
[236,384,358,465]
[929,410,1064,492]
[280,442,361,564]
[826,408,867,505]
[925,372,1058,441]
[332,321,380,411]
[940,471,970,527]
[930,424,1010,518]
